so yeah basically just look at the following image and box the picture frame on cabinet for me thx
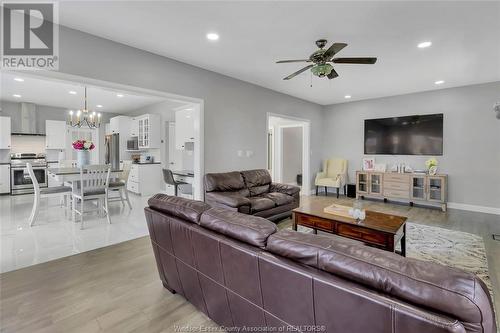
[362,157,375,171]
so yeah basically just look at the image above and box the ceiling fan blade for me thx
[323,43,348,59]
[327,68,339,79]
[283,64,314,80]
[276,59,311,63]
[332,57,377,64]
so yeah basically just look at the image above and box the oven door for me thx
[11,167,48,194]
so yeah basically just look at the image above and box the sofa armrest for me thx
[205,192,250,208]
[270,183,300,196]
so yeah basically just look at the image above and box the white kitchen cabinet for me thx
[47,161,60,187]
[109,116,131,135]
[127,163,163,195]
[130,118,139,137]
[175,109,195,150]
[0,116,12,149]
[45,120,66,149]
[136,114,160,149]
[0,164,10,194]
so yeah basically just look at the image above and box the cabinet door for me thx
[427,176,446,202]
[410,176,426,200]
[356,172,369,194]
[143,117,149,148]
[45,120,66,149]
[369,173,383,196]
[138,118,144,147]
[0,116,11,149]
[0,165,10,193]
[130,118,139,137]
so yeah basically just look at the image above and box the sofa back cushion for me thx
[266,230,495,330]
[200,207,277,247]
[148,194,211,224]
[241,169,272,196]
[205,171,246,193]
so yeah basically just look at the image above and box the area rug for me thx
[280,220,493,298]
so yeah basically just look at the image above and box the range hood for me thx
[11,103,46,136]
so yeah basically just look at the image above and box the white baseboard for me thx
[308,189,500,215]
[447,202,500,215]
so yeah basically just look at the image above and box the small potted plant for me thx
[425,158,438,175]
[72,139,95,168]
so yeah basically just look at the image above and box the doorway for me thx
[267,113,310,195]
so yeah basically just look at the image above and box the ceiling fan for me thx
[276,39,377,80]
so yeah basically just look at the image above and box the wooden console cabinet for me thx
[356,171,447,211]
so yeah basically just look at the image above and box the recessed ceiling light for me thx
[417,41,432,48]
[116,93,124,98]
[206,33,219,41]
[434,80,445,85]
[69,90,77,95]
[14,77,24,82]
[344,95,352,99]
[13,94,21,98]
[96,105,103,108]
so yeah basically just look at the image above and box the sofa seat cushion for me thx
[266,230,494,327]
[263,192,294,206]
[148,194,211,224]
[248,197,276,212]
[200,207,277,247]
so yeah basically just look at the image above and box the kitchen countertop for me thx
[0,162,10,165]
[132,162,161,165]
[173,170,194,177]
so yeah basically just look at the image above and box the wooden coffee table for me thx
[292,201,407,256]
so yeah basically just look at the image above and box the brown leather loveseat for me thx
[145,194,497,333]
[204,169,300,222]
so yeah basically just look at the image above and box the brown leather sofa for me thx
[145,194,497,333]
[204,169,300,222]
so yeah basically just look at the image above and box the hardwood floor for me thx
[1,195,499,332]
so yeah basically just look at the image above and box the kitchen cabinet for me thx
[130,118,139,137]
[0,165,10,193]
[0,116,11,149]
[45,120,66,149]
[109,116,131,135]
[47,161,60,187]
[127,163,162,195]
[175,109,195,150]
[136,114,160,149]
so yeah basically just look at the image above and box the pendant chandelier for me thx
[67,87,101,128]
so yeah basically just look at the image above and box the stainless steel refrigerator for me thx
[105,133,120,170]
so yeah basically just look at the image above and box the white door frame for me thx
[9,70,205,200]
[266,112,311,196]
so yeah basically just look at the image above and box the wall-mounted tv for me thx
[364,114,443,155]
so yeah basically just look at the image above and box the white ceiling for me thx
[0,72,180,112]
[57,1,500,105]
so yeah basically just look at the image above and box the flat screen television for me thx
[364,114,443,155]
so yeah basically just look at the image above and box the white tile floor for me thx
[0,192,151,273]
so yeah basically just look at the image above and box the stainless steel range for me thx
[10,153,48,195]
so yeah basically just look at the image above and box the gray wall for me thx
[282,126,303,184]
[57,26,325,189]
[321,82,500,208]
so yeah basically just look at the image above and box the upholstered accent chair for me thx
[315,158,348,197]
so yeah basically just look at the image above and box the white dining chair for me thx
[72,165,111,229]
[27,163,72,227]
[107,161,132,209]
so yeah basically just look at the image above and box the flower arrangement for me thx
[425,158,438,169]
[72,139,95,151]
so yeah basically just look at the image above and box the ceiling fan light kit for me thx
[277,39,377,81]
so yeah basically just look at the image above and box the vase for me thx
[428,165,438,176]
[76,150,90,168]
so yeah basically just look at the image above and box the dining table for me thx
[47,167,124,184]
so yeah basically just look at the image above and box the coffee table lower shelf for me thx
[292,211,406,256]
